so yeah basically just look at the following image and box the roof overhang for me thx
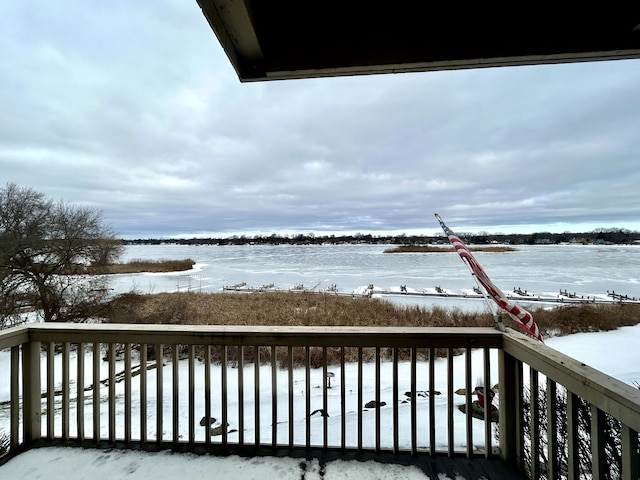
[196,1,640,82]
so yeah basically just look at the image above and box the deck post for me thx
[498,348,518,468]
[10,346,20,449]
[22,340,42,444]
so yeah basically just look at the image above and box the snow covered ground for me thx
[2,324,639,479]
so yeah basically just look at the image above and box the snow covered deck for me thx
[1,324,639,479]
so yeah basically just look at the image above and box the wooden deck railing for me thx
[501,333,640,480]
[1,324,639,479]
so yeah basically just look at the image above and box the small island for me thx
[87,258,196,274]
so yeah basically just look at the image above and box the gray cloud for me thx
[1,1,640,238]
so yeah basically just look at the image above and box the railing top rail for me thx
[4,323,504,349]
[503,328,640,431]
[0,325,30,350]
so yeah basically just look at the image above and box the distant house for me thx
[570,237,592,244]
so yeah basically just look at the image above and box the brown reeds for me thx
[104,291,494,328]
[531,302,640,335]
[102,291,640,366]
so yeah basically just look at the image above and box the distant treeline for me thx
[122,228,640,246]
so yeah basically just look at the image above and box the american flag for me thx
[435,213,543,342]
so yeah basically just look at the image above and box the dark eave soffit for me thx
[196,1,640,82]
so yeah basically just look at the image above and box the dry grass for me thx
[88,258,195,274]
[531,303,640,335]
[103,291,492,364]
[384,245,517,253]
[104,291,496,328]
[102,291,640,366]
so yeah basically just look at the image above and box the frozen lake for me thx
[111,243,640,311]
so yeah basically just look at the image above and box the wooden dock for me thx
[222,283,640,305]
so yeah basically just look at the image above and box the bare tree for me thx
[0,183,122,327]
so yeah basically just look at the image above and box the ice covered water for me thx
[111,243,640,311]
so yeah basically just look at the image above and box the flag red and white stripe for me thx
[435,213,543,342]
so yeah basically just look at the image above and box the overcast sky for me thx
[2,1,640,239]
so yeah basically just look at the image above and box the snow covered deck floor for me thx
[2,446,524,480]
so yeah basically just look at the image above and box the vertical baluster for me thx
[340,346,346,451]
[92,342,100,443]
[140,343,148,443]
[465,347,473,458]
[447,347,454,456]
[322,347,328,449]
[530,368,540,479]
[204,345,211,447]
[47,342,55,439]
[124,343,131,443]
[271,345,277,448]
[173,345,179,445]
[108,343,116,443]
[188,345,195,445]
[392,347,399,454]
[566,392,579,480]
[156,343,163,444]
[375,346,381,453]
[220,345,229,450]
[514,359,524,472]
[238,346,244,446]
[411,347,417,455]
[222,345,228,449]
[429,347,436,455]
[621,424,639,480]
[254,345,260,446]
[62,342,70,441]
[305,346,310,449]
[288,346,294,449]
[590,405,606,480]
[357,347,363,452]
[77,342,85,442]
[546,379,558,478]
[483,347,492,458]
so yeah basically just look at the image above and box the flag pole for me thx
[434,213,541,341]
[459,255,506,332]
